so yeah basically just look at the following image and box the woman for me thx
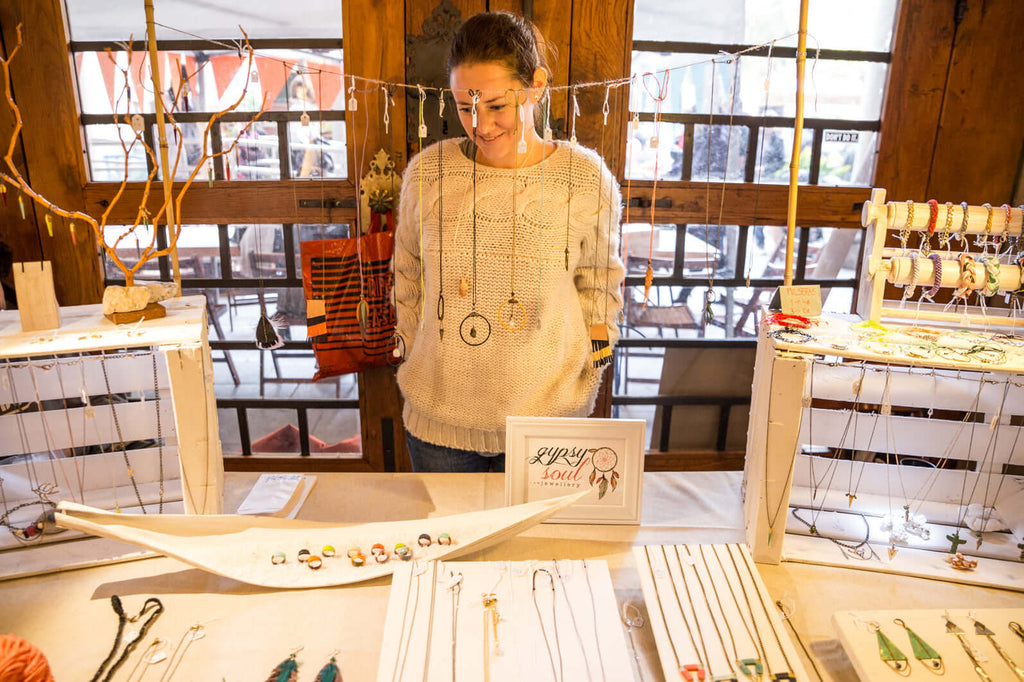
[394,11,624,472]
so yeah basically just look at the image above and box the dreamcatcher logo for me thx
[528,445,620,498]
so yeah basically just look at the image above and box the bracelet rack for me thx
[0,295,223,580]
[859,187,1024,328]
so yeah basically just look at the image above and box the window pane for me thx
[295,224,351,276]
[685,225,739,278]
[819,130,878,186]
[223,120,281,181]
[67,0,343,41]
[289,121,348,179]
[235,225,287,278]
[805,227,862,280]
[84,125,149,181]
[692,125,748,182]
[632,0,897,52]
[176,225,224,279]
[103,223,160,280]
[744,225,799,280]
[754,128,812,184]
[622,224,677,277]
[624,122,684,180]
[158,122,214,181]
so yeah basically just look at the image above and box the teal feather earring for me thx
[265,649,301,682]
[315,651,342,681]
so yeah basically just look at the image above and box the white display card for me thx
[835,608,1024,682]
[376,559,636,681]
[635,543,809,681]
[505,417,645,524]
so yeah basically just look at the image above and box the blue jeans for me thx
[406,434,505,473]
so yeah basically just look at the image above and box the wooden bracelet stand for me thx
[0,295,222,579]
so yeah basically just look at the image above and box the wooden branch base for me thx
[104,302,166,324]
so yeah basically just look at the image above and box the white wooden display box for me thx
[0,295,223,579]
[743,316,1024,591]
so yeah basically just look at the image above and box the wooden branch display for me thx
[0,296,222,580]
[635,543,809,681]
[835,608,1024,681]
[744,314,1024,592]
[859,187,1024,328]
[0,22,265,313]
[376,559,634,681]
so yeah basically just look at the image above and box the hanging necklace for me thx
[90,596,164,682]
[54,358,86,504]
[459,90,490,346]
[790,507,875,561]
[676,544,736,679]
[448,570,463,682]
[693,544,745,678]
[646,544,706,678]
[581,560,606,682]
[763,360,805,545]
[845,363,877,506]
[723,544,777,678]
[589,86,613,369]
[535,87,551,329]
[392,562,425,682]
[421,560,441,682]
[948,372,1001,554]
[805,360,849,529]
[641,71,669,308]
[970,614,1024,678]
[158,623,205,682]
[972,378,1015,548]
[417,86,428,330]
[563,87,578,273]
[150,353,164,514]
[709,544,764,679]
[436,90,446,341]
[553,560,593,682]
[26,363,74,497]
[728,544,797,677]
[498,89,526,331]
[100,354,147,513]
[776,600,826,682]
[531,568,562,682]
[747,42,776,288]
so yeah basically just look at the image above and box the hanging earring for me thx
[893,618,943,674]
[265,647,302,682]
[314,650,341,681]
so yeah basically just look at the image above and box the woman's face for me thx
[450,62,544,168]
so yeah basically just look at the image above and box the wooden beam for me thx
[533,0,573,134]
[85,181,358,225]
[0,0,102,305]
[643,450,746,472]
[627,183,869,228]
[874,0,955,201]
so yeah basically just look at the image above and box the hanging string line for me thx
[147,21,806,97]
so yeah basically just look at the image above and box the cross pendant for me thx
[946,532,966,553]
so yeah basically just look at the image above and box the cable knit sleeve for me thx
[573,156,625,349]
[394,151,423,349]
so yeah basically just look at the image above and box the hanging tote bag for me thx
[300,217,396,380]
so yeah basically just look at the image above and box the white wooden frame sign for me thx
[505,416,645,524]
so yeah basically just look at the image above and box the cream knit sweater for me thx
[394,138,624,453]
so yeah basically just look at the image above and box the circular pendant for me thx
[387,333,406,367]
[459,312,491,346]
[498,297,526,331]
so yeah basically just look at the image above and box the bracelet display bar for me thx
[834,608,1024,682]
[744,313,1024,591]
[0,295,223,580]
[635,543,808,682]
[376,559,634,682]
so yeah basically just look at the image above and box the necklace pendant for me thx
[847,493,856,507]
[809,524,817,535]
[680,663,705,681]
[459,277,469,297]
[888,545,898,561]
[946,532,967,553]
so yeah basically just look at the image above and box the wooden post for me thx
[783,0,809,286]
[143,0,181,294]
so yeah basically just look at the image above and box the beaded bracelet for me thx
[938,201,954,249]
[954,253,976,300]
[902,251,920,300]
[978,203,993,247]
[998,203,1012,248]
[770,327,814,344]
[902,326,942,341]
[965,344,1006,365]
[921,253,943,301]
[980,256,1000,297]
[899,200,914,248]
[958,201,970,243]
[860,338,897,356]
[905,343,936,359]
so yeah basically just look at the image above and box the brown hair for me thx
[447,11,553,87]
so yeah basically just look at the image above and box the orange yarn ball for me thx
[0,634,55,682]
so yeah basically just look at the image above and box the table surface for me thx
[1,471,1022,681]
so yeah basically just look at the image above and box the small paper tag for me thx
[779,284,822,317]
[649,135,659,149]
[348,96,357,111]
[543,127,553,142]
[300,111,310,127]
[418,124,427,138]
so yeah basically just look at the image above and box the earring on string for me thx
[569,88,580,148]
[265,647,302,682]
[517,94,528,155]
[589,84,614,368]
[543,85,553,142]
[313,650,341,682]
[641,69,671,309]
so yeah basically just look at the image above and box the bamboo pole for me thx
[784,0,810,286]
[144,0,181,294]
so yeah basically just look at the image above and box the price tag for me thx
[779,284,822,317]
[418,124,427,138]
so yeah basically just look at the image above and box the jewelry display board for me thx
[0,296,222,580]
[635,543,808,681]
[743,313,1024,592]
[834,608,1024,681]
[376,559,635,682]
[859,187,1024,328]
